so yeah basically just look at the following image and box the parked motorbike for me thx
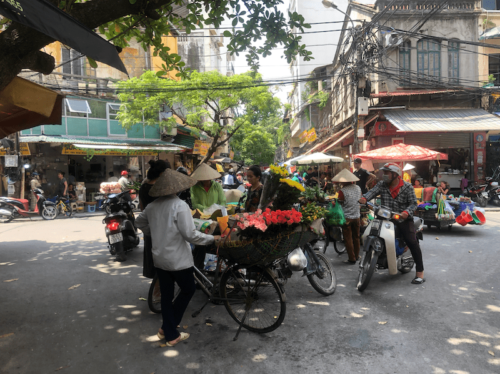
[463,183,489,207]
[0,188,58,223]
[357,202,423,292]
[102,191,140,262]
[273,243,337,296]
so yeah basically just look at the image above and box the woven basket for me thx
[211,228,318,266]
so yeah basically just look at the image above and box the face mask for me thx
[382,175,393,184]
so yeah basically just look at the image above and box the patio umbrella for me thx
[290,152,344,165]
[291,152,344,180]
[353,143,448,162]
[0,0,127,74]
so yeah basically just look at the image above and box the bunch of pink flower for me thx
[237,210,268,232]
[262,208,302,226]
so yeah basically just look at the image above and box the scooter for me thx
[357,202,424,292]
[463,183,489,207]
[0,188,58,223]
[102,191,140,262]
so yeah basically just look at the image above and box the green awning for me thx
[19,135,187,151]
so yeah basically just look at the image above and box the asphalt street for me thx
[1,214,500,374]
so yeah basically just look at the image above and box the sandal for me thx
[166,332,190,347]
[157,326,181,340]
[411,277,426,285]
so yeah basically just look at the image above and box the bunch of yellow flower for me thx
[280,178,305,192]
[269,164,289,177]
[300,202,328,224]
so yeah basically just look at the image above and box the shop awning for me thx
[354,143,448,162]
[479,26,500,40]
[19,135,187,152]
[323,129,355,153]
[384,109,500,132]
[0,0,126,74]
[0,77,64,138]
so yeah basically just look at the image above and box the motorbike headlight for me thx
[377,208,391,219]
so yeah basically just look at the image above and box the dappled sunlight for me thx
[296,304,306,309]
[450,349,465,355]
[118,305,137,309]
[104,325,114,330]
[391,329,409,334]
[117,328,129,333]
[90,262,139,276]
[115,316,138,322]
[186,363,200,369]
[131,310,141,315]
[486,305,500,312]
[163,350,179,358]
[468,330,494,338]
[449,370,470,374]
[307,301,330,306]
[489,358,500,366]
[251,354,267,363]
[142,335,161,343]
[350,312,363,318]
[447,338,476,346]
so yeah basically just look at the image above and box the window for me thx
[483,0,500,10]
[61,47,85,76]
[107,103,121,120]
[448,41,460,85]
[417,39,441,83]
[489,54,500,86]
[399,41,411,87]
[65,99,91,117]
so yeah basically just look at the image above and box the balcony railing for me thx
[377,0,480,12]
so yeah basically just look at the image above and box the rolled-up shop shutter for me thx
[402,132,470,149]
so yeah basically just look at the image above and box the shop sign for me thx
[290,165,296,173]
[307,128,317,143]
[0,142,31,156]
[61,144,158,156]
[286,149,293,159]
[229,150,234,160]
[193,140,210,156]
[299,130,308,144]
[374,121,398,137]
[216,164,224,173]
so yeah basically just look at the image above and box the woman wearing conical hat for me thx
[135,169,219,347]
[332,169,362,265]
[190,163,226,211]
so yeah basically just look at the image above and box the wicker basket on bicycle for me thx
[210,226,317,267]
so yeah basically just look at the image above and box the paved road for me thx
[1,214,500,374]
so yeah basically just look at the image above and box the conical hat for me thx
[191,163,221,181]
[332,169,359,183]
[149,169,197,197]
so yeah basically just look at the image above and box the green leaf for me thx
[232,18,238,26]
[156,71,166,77]
[87,57,98,69]
[223,30,232,37]
[129,0,137,4]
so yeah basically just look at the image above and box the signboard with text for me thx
[193,140,210,156]
[307,128,317,143]
[299,130,308,144]
[0,143,31,156]
[61,144,158,156]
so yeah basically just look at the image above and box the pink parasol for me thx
[354,143,448,162]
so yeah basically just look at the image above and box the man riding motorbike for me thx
[359,163,425,285]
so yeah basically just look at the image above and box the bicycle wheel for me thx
[357,249,379,292]
[332,239,346,255]
[220,265,286,334]
[306,251,337,296]
[65,203,74,217]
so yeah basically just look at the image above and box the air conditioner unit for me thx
[385,33,402,47]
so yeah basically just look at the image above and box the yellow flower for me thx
[280,178,306,192]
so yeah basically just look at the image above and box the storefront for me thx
[365,109,500,187]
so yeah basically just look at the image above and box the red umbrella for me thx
[354,143,448,162]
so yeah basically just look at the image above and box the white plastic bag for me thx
[203,204,225,216]
[287,247,307,271]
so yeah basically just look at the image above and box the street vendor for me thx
[190,163,226,211]
[243,165,263,213]
[135,169,219,347]
[359,163,425,285]
[353,158,376,195]
[438,181,450,196]
[333,169,362,265]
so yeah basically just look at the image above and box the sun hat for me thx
[332,169,360,183]
[403,163,415,171]
[380,163,402,176]
[191,163,221,181]
[149,169,197,197]
[121,170,128,176]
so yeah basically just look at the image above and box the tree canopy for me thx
[0,0,312,91]
[116,70,282,164]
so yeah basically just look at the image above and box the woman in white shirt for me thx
[136,169,218,347]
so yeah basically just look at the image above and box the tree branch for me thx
[215,122,244,148]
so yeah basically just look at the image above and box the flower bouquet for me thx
[235,208,303,240]
[258,164,289,210]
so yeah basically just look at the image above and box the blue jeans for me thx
[156,267,196,341]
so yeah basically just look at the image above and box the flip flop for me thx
[166,332,190,347]
[157,326,181,340]
[411,277,426,285]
